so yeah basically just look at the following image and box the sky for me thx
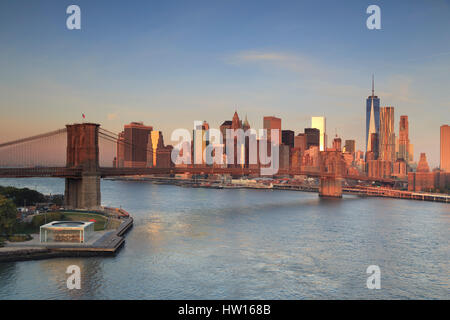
[0,0,449,167]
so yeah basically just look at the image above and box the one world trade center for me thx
[366,75,380,153]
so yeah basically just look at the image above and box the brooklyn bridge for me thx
[0,123,398,209]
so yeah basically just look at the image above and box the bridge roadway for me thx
[0,166,398,184]
[0,167,81,178]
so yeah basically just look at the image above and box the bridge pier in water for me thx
[318,151,344,198]
[64,123,101,209]
[319,177,342,198]
[65,174,101,209]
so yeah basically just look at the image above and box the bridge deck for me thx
[0,166,399,184]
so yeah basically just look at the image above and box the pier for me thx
[0,215,133,262]
[343,186,450,203]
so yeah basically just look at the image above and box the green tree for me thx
[0,186,46,207]
[0,195,18,235]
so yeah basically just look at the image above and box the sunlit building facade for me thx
[366,77,380,153]
[344,140,355,154]
[263,116,282,144]
[120,122,153,168]
[441,125,450,172]
[311,116,327,151]
[379,106,396,163]
[398,115,410,163]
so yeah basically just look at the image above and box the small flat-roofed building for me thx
[40,221,94,243]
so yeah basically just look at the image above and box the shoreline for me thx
[0,212,133,263]
[106,176,450,203]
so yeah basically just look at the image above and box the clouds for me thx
[227,50,328,77]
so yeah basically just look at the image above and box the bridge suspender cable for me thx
[0,128,67,149]
[98,129,154,154]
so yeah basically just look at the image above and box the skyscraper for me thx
[149,130,164,167]
[332,136,342,152]
[282,130,295,148]
[242,115,250,131]
[263,116,282,144]
[408,143,414,163]
[441,125,450,172]
[408,153,435,192]
[311,116,327,151]
[122,122,153,168]
[231,111,242,130]
[344,140,355,154]
[416,153,430,173]
[379,106,395,163]
[369,132,379,159]
[294,134,306,150]
[304,128,320,150]
[220,120,232,142]
[398,115,410,163]
[193,121,209,165]
[366,75,380,153]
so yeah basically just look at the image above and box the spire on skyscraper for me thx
[232,110,241,130]
[243,114,250,130]
[372,74,374,96]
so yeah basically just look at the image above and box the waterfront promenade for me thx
[0,214,133,262]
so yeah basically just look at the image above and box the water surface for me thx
[0,178,448,299]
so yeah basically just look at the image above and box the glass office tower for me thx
[366,76,380,153]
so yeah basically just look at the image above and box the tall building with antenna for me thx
[366,75,380,154]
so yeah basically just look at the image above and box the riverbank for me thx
[0,212,133,263]
[106,176,450,203]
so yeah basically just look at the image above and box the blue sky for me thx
[0,0,449,166]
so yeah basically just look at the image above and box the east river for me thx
[0,178,448,299]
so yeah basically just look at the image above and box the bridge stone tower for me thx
[65,123,101,209]
[319,151,344,198]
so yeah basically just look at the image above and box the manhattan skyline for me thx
[0,0,449,167]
